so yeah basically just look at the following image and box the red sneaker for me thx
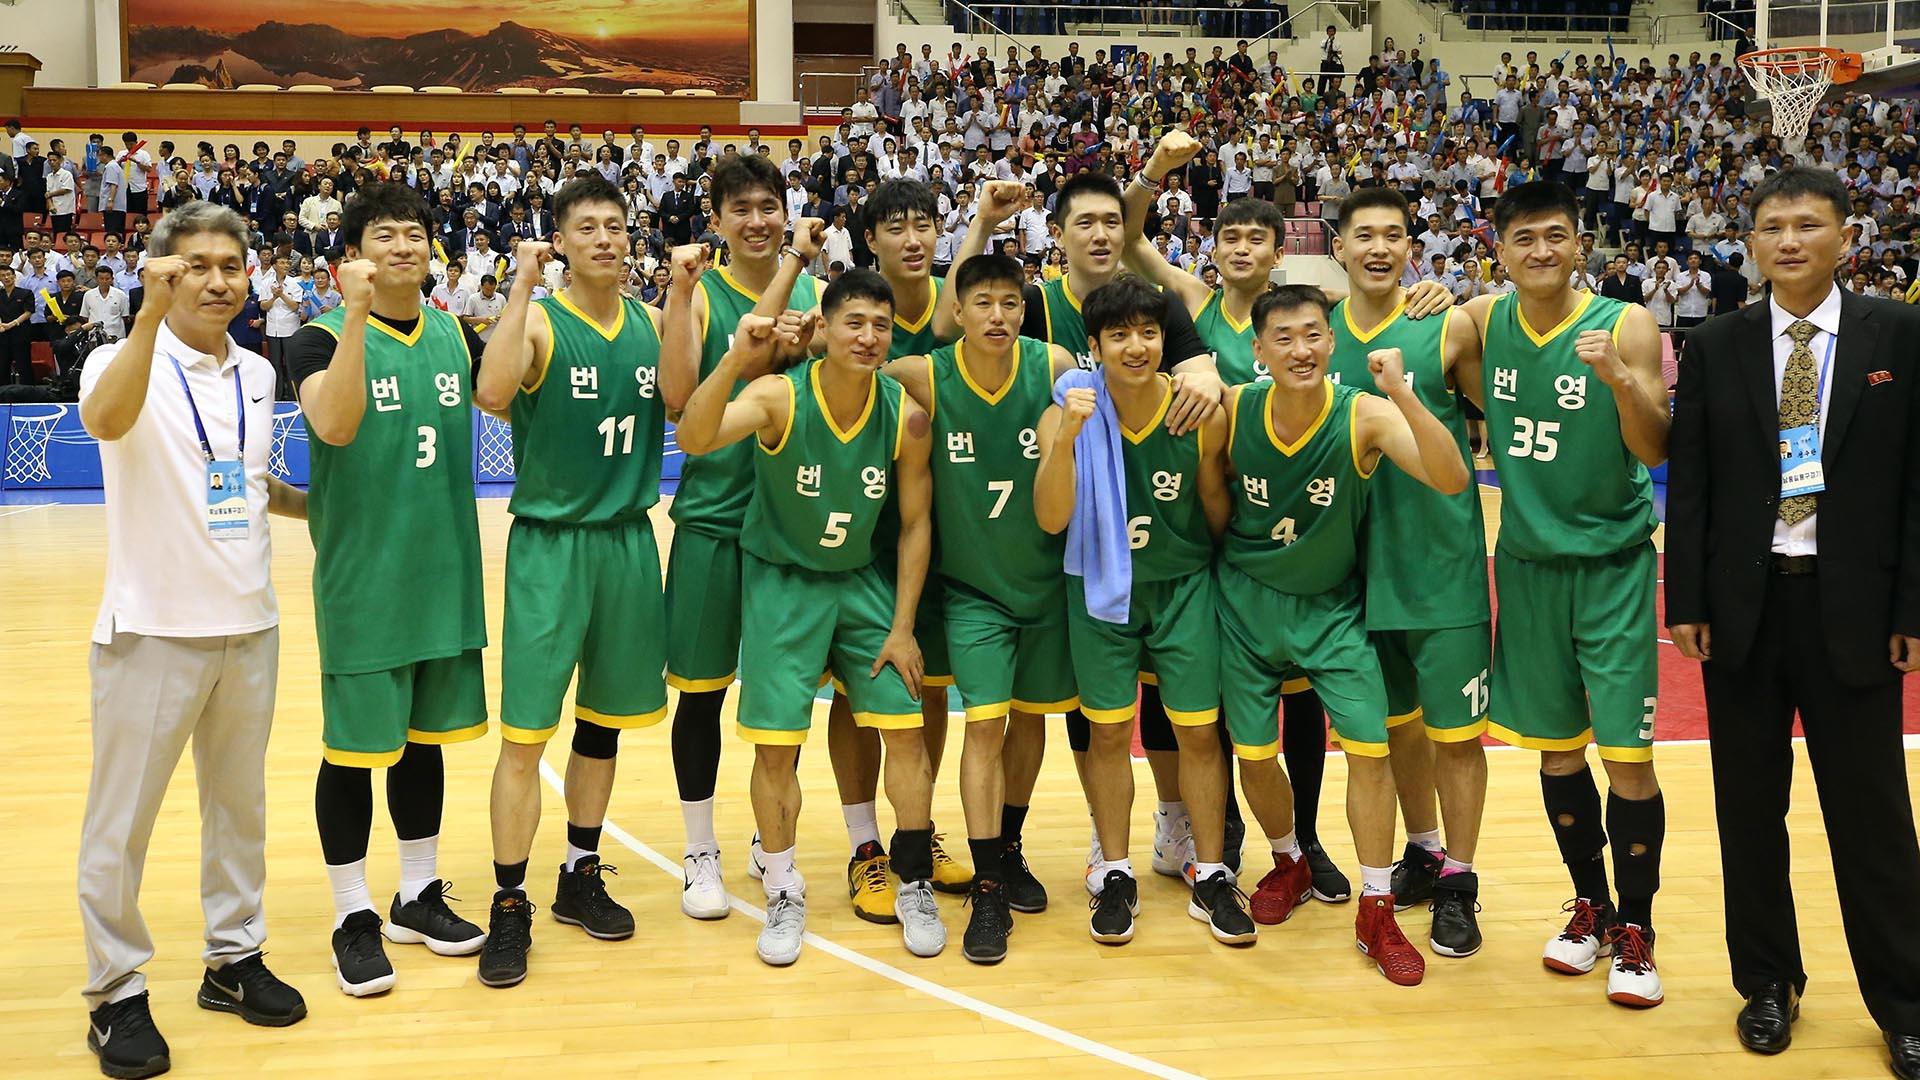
[1249,851,1312,925]
[1356,894,1426,986]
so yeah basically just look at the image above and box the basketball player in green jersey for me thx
[285,183,488,996]
[884,253,1080,963]
[659,155,823,919]
[1323,187,1492,961]
[675,270,941,967]
[466,177,667,988]
[1216,284,1470,986]
[1033,275,1255,948]
[1453,181,1669,1008]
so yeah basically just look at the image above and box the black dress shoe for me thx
[1887,1031,1920,1080]
[1736,981,1798,1054]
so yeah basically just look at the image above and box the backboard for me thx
[1747,0,1920,112]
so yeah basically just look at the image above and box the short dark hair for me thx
[1252,284,1332,335]
[1751,165,1849,224]
[1491,180,1580,235]
[863,179,940,235]
[1052,171,1124,226]
[1083,273,1164,340]
[709,155,785,209]
[553,174,625,229]
[952,253,1025,298]
[1216,197,1286,239]
[341,181,434,250]
[1337,186,1413,234]
[821,267,894,318]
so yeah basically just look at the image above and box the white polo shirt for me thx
[81,320,279,644]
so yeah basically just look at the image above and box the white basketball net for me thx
[269,406,307,481]
[4,405,69,485]
[1740,49,1838,145]
[478,415,516,478]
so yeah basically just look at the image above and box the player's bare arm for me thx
[1449,294,1499,409]
[877,396,933,699]
[1579,303,1669,467]
[1357,347,1470,494]
[674,313,789,454]
[473,241,554,412]
[1167,353,1227,436]
[933,180,1026,341]
[1196,408,1232,538]
[1033,387,1093,534]
[299,258,378,446]
[658,242,709,412]
[1048,343,1079,381]
[766,218,827,362]
[81,254,185,440]
[266,476,308,519]
[881,353,935,410]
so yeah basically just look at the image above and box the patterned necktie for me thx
[1778,319,1820,525]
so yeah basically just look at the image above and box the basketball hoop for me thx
[1738,46,1863,144]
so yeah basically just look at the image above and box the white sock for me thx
[327,859,373,928]
[564,842,596,872]
[1088,857,1135,893]
[842,801,881,852]
[1270,831,1303,859]
[396,835,438,904]
[1156,801,1188,823]
[761,844,801,896]
[1408,829,1444,854]
[681,797,718,857]
[1361,863,1393,896]
[1442,855,1474,876]
[1192,860,1228,883]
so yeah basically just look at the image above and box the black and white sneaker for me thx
[1089,871,1139,945]
[1429,871,1484,957]
[1304,841,1352,903]
[552,856,634,940]
[477,891,536,989]
[385,879,486,956]
[196,953,307,1027]
[1391,843,1444,911]
[331,910,397,997]
[1189,870,1258,946]
[87,991,169,1079]
[1001,839,1048,914]
[1223,802,1247,876]
[962,878,1013,964]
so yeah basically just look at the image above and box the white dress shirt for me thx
[1769,285,1842,556]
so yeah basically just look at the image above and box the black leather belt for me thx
[1770,554,1817,576]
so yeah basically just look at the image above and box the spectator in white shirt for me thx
[46,150,78,234]
[1642,259,1678,328]
[460,275,506,341]
[260,254,304,373]
[821,209,855,274]
[80,266,131,340]
[1671,250,1712,328]
[1644,173,1682,251]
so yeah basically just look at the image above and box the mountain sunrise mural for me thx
[125,0,752,94]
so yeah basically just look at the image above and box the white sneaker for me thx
[746,834,765,881]
[1605,924,1665,1008]
[1151,809,1195,881]
[681,850,730,920]
[1085,824,1105,895]
[896,879,947,958]
[1542,897,1613,976]
[757,889,807,966]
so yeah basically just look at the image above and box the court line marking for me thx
[0,505,50,519]
[537,758,1203,1080]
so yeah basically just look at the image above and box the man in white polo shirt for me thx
[77,202,309,1080]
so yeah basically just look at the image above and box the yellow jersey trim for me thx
[1233,741,1281,761]
[764,375,797,455]
[407,720,489,746]
[524,302,554,394]
[854,711,923,730]
[1350,391,1377,478]
[500,724,556,745]
[923,674,955,688]
[369,312,427,348]
[552,287,627,342]
[1341,293,1406,344]
[965,701,1014,722]
[894,278,939,334]
[1061,273,1085,312]
[323,746,407,767]
[893,381,907,459]
[1597,744,1655,763]
[1121,374,1173,445]
[668,670,736,692]
[575,704,669,729]
[1487,720,1594,752]
[1210,289,1253,334]
[1513,289,1595,348]
[812,362,877,444]
[737,723,808,746]
[1280,676,1313,694]
[1336,737,1390,758]
[1428,718,1490,742]
[955,338,1019,406]
[1609,303,1630,347]
[1385,708,1426,729]
[1227,383,1245,457]
[1265,378,1333,457]
[1164,705,1219,726]
[1010,695,1080,714]
[1083,704,1137,724]
[715,265,764,303]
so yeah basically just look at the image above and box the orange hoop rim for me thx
[1738,45,1864,84]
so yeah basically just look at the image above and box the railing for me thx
[1651,10,1748,44]
[913,0,1363,41]
[1439,7,1652,41]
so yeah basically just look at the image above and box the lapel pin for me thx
[1869,370,1893,386]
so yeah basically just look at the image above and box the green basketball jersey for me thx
[1036,275,1093,367]
[1119,376,1213,583]
[507,292,664,525]
[671,266,822,538]
[927,336,1061,617]
[306,306,485,674]
[889,276,948,360]
[1326,299,1490,628]
[1224,380,1371,597]
[1195,290,1268,385]
[1480,291,1657,560]
[741,360,906,573]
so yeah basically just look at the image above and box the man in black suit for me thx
[1667,166,1920,1073]
[313,211,346,264]
[522,195,554,243]
[498,203,537,247]
[657,174,697,246]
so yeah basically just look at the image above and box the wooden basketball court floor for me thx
[4,486,1915,1079]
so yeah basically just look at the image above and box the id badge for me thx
[207,460,248,540]
[1778,423,1825,499]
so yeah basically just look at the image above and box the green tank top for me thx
[1224,380,1371,597]
[740,360,906,573]
[1037,275,1093,367]
[306,306,486,674]
[1119,376,1213,583]
[1480,291,1657,560]
[927,336,1062,617]
[507,292,664,525]
[889,276,948,360]
[1195,290,1268,385]
[671,266,822,538]
[1326,298,1490,628]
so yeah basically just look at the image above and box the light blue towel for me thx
[1052,368,1131,624]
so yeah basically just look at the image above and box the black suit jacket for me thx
[1666,288,1920,686]
[315,228,346,262]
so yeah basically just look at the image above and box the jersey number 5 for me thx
[820,511,853,548]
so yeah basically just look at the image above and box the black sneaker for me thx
[1304,841,1352,903]
[477,891,535,989]
[1391,842,1444,910]
[1088,871,1139,945]
[1429,871,1484,958]
[1189,870,1258,946]
[385,879,486,956]
[331,909,397,997]
[196,953,307,1027]
[552,855,634,941]
[87,991,169,1079]
[1001,839,1048,914]
[1223,801,1246,876]
[962,878,1014,964]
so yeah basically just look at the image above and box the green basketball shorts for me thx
[321,649,487,767]
[1067,573,1219,727]
[1216,564,1387,759]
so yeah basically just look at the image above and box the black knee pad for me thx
[1138,684,1177,753]
[1066,707,1090,753]
[1607,790,1665,898]
[571,718,620,760]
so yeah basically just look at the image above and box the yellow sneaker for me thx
[930,832,975,895]
[848,840,898,924]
